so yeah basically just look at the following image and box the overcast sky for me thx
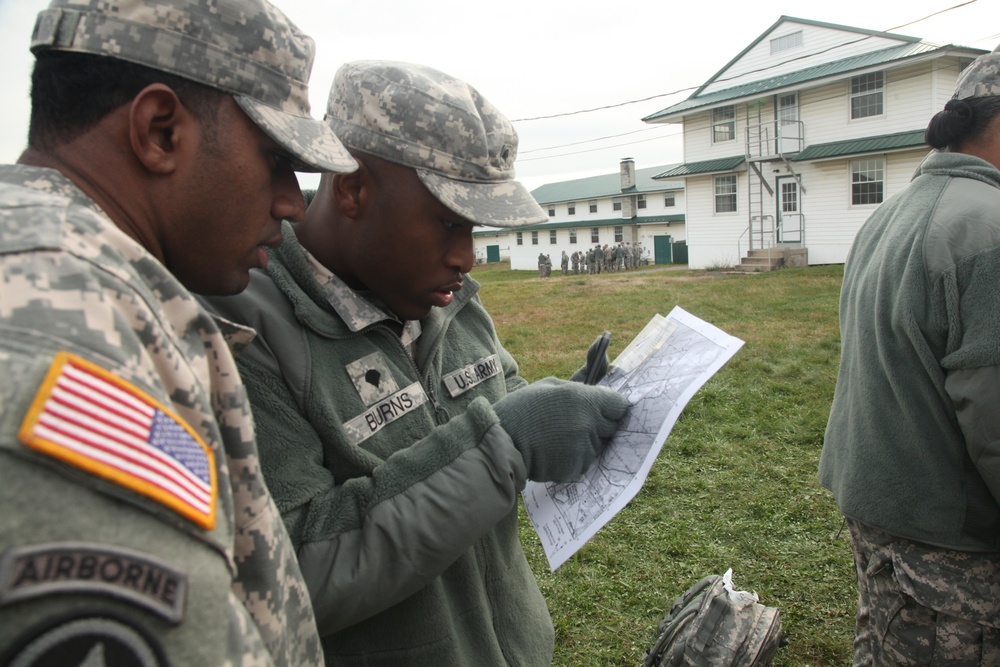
[0,0,996,191]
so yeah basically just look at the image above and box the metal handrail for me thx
[778,213,806,245]
[745,120,804,160]
[738,214,775,266]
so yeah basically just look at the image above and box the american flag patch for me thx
[18,352,217,529]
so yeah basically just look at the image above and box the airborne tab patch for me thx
[441,354,502,397]
[17,352,217,530]
[0,542,187,625]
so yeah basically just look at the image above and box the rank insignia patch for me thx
[18,353,217,529]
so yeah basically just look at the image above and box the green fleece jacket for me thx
[204,222,554,666]
[821,150,1000,551]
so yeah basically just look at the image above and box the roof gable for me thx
[642,16,986,123]
[695,16,919,97]
[643,42,965,121]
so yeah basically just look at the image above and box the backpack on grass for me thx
[641,569,785,667]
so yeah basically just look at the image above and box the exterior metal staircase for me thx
[737,101,807,271]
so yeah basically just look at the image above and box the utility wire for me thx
[511,0,982,124]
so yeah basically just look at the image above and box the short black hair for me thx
[28,51,224,150]
[925,96,1000,152]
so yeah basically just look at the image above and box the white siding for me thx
[682,175,746,269]
[703,22,907,95]
[683,111,747,163]
[931,57,971,117]
[794,149,926,264]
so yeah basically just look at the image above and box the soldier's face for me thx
[346,157,475,321]
[167,97,304,296]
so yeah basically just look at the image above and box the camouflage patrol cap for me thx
[30,0,357,174]
[325,60,547,228]
[954,43,1000,100]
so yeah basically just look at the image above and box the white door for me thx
[777,93,802,154]
[776,176,802,243]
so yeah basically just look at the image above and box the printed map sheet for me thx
[522,306,744,570]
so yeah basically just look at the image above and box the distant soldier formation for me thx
[562,242,646,276]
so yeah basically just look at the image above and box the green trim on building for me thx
[644,43,945,121]
[653,156,745,179]
[472,214,685,236]
[792,129,926,161]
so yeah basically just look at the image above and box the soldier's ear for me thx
[331,159,369,219]
[129,84,195,175]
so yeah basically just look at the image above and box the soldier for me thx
[203,60,628,667]
[0,1,356,665]
[593,244,604,274]
[571,250,580,274]
[821,45,1000,664]
[537,251,546,278]
[561,250,569,275]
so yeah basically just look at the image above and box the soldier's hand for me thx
[493,378,629,482]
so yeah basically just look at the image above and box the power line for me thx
[514,3,991,163]
[519,125,672,155]
[519,131,682,162]
[511,0,982,124]
[518,57,969,162]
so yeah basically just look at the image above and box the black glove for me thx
[493,377,629,482]
[570,331,611,384]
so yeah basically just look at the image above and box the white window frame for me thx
[569,229,577,244]
[850,71,884,120]
[549,230,557,244]
[612,197,622,212]
[614,226,623,243]
[547,206,555,217]
[850,157,884,206]
[531,231,538,245]
[591,228,600,243]
[637,194,647,210]
[664,192,675,207]
[567,202,576,215]
[516,232,523,246]
[714,174,738,214]
[712,105,736,144]
[589,200,598,213]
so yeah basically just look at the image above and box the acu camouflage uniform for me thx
[0,167,321,666]
[0,0,354,664]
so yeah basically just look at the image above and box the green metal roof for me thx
[642,14,985,124]
[644,43,944,122]
[792,129,926,161]
[653,156,745,179]
[530,164,684,205]
[473,214,685,235]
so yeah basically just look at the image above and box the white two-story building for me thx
[473,159,685,270]
[643,16,988,269]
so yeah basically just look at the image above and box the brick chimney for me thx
[620,157,636,190]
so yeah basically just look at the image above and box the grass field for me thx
[471,261,854,667]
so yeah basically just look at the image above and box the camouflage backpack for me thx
[641,570,785,667]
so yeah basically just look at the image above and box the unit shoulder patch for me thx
[17,352,217,529]
[2,613,167,667]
